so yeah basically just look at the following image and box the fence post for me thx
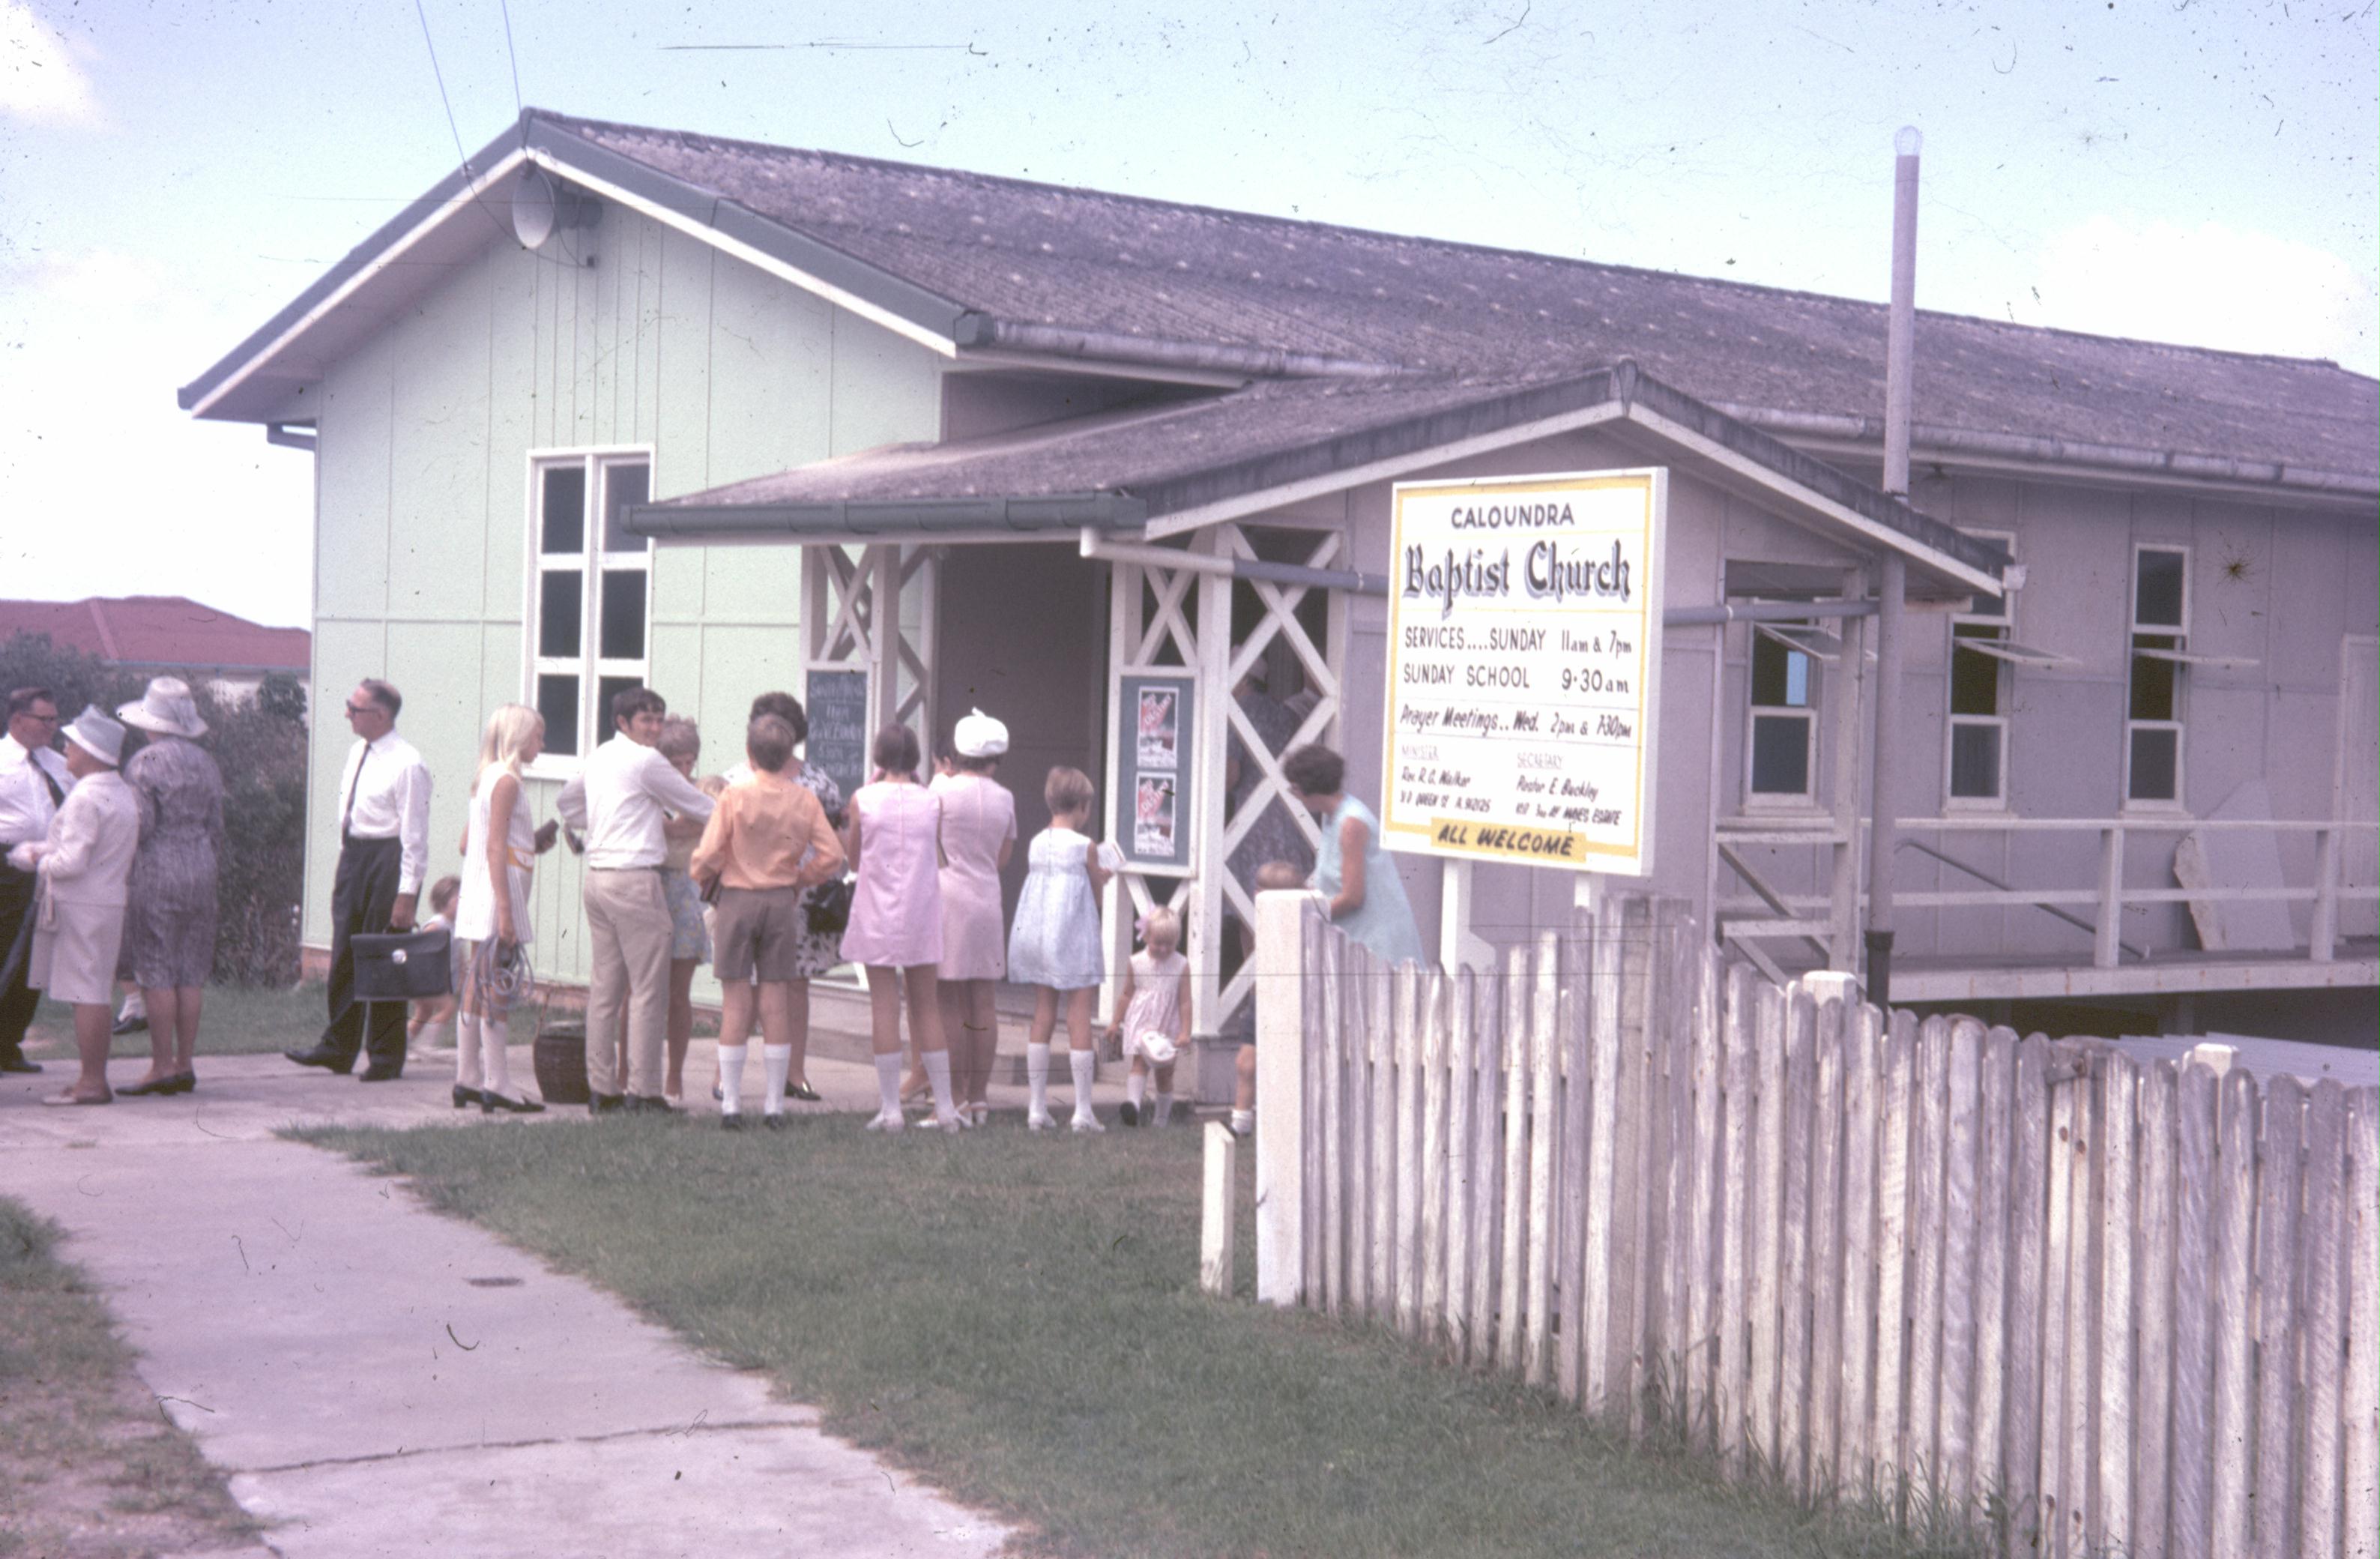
[1421,968,1452,1349]
[2344,1087,2379,1559]
[1580,893,1625,1413]
[2254,1077,2307,1559]
[2098,1052,2140,1559]
[1778,987,1818,1496]
[1496,942,1532,1375]
[1256,890,1311,1306]
[2172,1058,2221,1559]
[2300,1082,2347,1559]
[1523,930,1561,1389]
[1807,998,1849,1501]
[1938,1018,1984,1522]
[2006,1034,2053,1552]
[1203,1122,1239,1297]
[2095,826,2125,969]
[1718,963,1760,1479]
[2136,1059,2179,1559]
[1840,1004,1884,1498]
[1393,962,1424,1336]
[2211,1067,2258,1559]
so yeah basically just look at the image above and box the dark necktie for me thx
[342,747,367,832]
[36,762,63,809]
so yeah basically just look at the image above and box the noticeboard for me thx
[803,669,871,806]
[1114,672,1194,872]
[1380,468,1666,876]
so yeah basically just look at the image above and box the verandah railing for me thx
[1238,890,2379,1558]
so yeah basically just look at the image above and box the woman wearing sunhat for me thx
[7,708,141,1105]
[113,678,226,1097]
[931,708,1017,1127]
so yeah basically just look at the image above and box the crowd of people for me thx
[1,671,1426,1130]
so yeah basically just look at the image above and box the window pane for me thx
[1950,722,2002,799]
[541,465,586,554]
[599,569,647,660]
[596,675,642,736]
[600,462,650,552]
[2130,726,2179,802]
[2130,642,2177,720]
[1751,632,1810,708]
[539,570,582,658]
[2135,549,2185,627]
[537,674,580,759]
[1751,713,1810,794]
[1951,642,2001,716]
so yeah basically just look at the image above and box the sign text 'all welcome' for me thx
[1380,469,1666,876]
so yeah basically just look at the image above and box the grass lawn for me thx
[298,1116,1978,1559]
[0,1198,261,1558]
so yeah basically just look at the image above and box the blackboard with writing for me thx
[804,669,871,806]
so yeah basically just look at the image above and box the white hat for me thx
[62,706,126,768]
[953,708,1009,759]
[118,675,208,738]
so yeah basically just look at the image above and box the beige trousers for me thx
[582,867,672,1100]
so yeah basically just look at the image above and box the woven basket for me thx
[532,1021,591,1106]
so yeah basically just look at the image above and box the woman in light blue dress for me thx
[1282,744,1425,968]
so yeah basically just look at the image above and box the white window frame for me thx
[1944,529,2016,812]
[1742,618,1821,812]
[522,446,656,778]
[2124,541,2190,812]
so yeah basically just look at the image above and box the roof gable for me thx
[0,597,310,672]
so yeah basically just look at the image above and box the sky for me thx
[2,0,2373,630]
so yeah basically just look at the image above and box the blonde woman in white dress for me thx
[453,705,558,1112]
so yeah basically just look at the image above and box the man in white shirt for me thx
[0,686,73,1073]
[558,685,715,1113]
[286,680,432,1081]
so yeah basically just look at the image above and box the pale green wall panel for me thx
[704,250,835,488]
[483,243,542,621]
[385,249,497,623]
[630,216,665,444]
[315,336,393,622]
[702,546,803,625]
[647,621,706,717]
[385,619,488,901]
[686,621,804,753]
[651,546,707,624]
[651,227,716,495]
[478,622,524,729]
[830,310,942,456]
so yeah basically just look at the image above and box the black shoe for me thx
[357,1064,404,1083]
[112,1013,148,1036]
[762,1113,788,1132]
[116,1074,179,1097]
[480,1091,545,1115]
[626,1095,679,1116]
[0,1052,41,1073]
[1118,1100,1140,1127]
[285,1047,354,1075]
[720,1112,743,1131]
[589,1093,626,1115]
[788,1081,821,1103]
[164,1071,196,1095]
[452,1084,482,1109]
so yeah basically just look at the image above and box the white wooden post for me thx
[1255,889,1311,1306]
[1191,537,1233,1034]
[2096,826,2125,969]
[2311,826,2339,962]
[1203,1122,1239,1297]
[1439,857,1494,971]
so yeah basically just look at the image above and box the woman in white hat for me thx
[931,708,1017,1126]
[113,677,225,1096]
[7,708,141,1104]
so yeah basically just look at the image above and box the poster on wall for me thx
[1380,468,1666,876]
[1114,672,1195,872]
[803,668,871,813]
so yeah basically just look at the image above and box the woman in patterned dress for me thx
[113,678,224,1096]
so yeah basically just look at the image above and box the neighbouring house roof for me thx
[629,361,2011,596]
[0,596,311,676]
[181,108,2379,497]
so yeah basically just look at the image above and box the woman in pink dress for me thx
[931,709,1017,1128]
[839,723,959,1133]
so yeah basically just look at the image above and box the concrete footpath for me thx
[0,1045,1021,1559]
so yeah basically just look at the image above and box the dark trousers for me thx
[322,836,407,1070]
[0,865,37,1062]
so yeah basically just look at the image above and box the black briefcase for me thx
[351,927,453,1001]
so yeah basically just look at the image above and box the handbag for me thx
[805,876,854,935]
[350,926,455,1001]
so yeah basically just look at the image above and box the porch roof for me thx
[627,361,2013,597]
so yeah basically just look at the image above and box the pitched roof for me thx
[0,597,311,674]
[182,109,2378,492]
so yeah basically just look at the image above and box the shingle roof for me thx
[550,111,2378,482]
[0,597,310,674]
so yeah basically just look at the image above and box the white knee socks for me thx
[1154,1091,1174,1126]
[922,1049,961,1130]
[869,1052,905,1129]
[453,1014,482,1088]
[718,1044,748,1117]
[480,1016,515,1096]
[761,1044,791,1116]
[1026,1042,1053,1125]
[1126,1072,1147,1112]
[1068,1048,1101,1130]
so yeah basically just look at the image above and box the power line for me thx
[497,0,523,115]
[411,0,474,175]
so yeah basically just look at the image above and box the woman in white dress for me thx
[453,705,558,1113]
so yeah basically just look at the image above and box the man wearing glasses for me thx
[0,687,72,1073]
[285,680,431,1081]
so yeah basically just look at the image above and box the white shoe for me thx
[1071,1115,1106,1134]
[936,1114,965,1135]
[864,1109,907,1133]
[1027,1110,1056,1133]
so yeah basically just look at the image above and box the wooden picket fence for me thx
[1247,890,2380,1558]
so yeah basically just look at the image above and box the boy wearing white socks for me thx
[689,714,846,1130]
[1107,907,1191,1127]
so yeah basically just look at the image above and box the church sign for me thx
[1380,469,1667,876]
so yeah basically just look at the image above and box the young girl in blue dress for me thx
[1007,765,1118,1132]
